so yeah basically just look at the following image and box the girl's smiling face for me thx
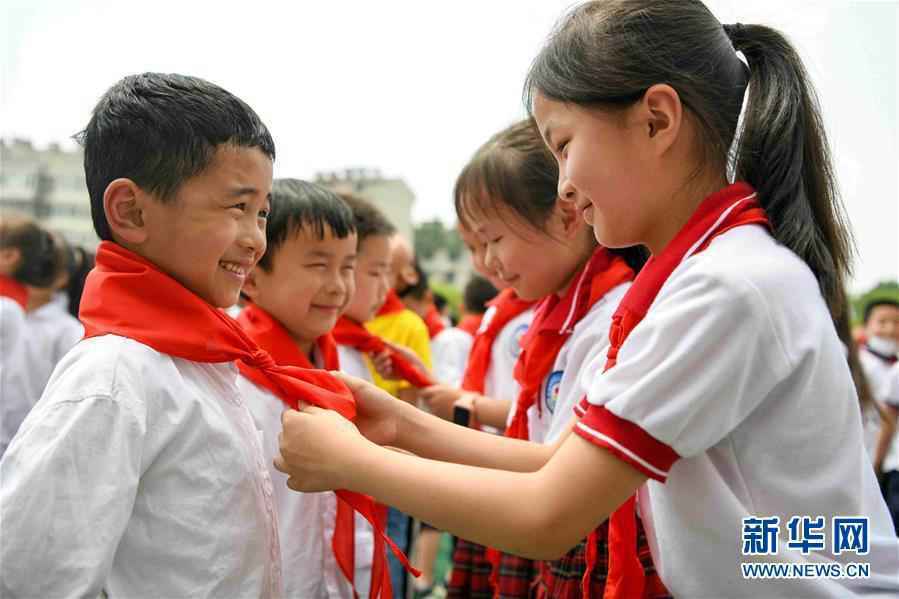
[467,200,589,302]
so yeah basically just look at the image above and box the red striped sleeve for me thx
[574,396,589,417]
[575,404,680,483]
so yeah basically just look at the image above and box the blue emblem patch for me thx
[543,370,564,414]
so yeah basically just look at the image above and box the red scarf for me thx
[333,316,436,388]
[598,182,769,599]
[486,248,634,595]
[456,314,483,338]
[505,248,634,442]
[236,304,359,595]
[79,242,417,599]
[424,305,446,339]
[460,289,535,395]
[0,275,27,310]
[376,289,405,316]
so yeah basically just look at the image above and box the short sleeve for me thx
[575,267,791,482]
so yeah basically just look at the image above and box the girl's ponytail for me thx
[727,23,854,319]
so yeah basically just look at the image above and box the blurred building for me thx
[315,168,414,243]
[420,246,473,288]
[0,139,97,247]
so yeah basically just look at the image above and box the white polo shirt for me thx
[337,344,375,383]
[859,346,899,462]
[1,334,283,598]
[878,364,899,473]
[26,293,84,404]
[240,345,375,599]
[0,297,36,458]
[526,283,629,445]
[431,327,475,386]
[576,226,899,597]
[481,307,534,429]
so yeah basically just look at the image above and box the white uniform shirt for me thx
[877,363,899,473]
[0,334,283,598]
[576,226,899,597]
[337,344,374,383]
[481,307,534,429]
[0,297,39,457]
[25,293,84,403]
[526,282,629,445]
[431,327,475,386]
[240,343,374,599]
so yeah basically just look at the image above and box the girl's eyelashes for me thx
[556,140,569,155]
[258,209,269,219]
[490,236,503,244]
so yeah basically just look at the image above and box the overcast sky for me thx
[1,0,896,292]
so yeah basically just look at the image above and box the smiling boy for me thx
[235,179,375,599]
[0,73,286,597]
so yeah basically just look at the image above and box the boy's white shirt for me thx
[0,334,283,598]
[0,297,38,457]
[875,360,899,472]
[238,343,374,599]
[578,225,899,597]
[430,327,475,387]
[25,292,84,404]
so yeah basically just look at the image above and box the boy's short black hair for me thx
[338,193,396,245]
[257,179,356,271]
[433,292,448,312]
[463,276,498,315]
[0,213,59,288]
[399,260,429,300]
[76,72,276,241]
[864,298,899,323]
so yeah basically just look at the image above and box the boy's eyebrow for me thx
[228,186,269,200]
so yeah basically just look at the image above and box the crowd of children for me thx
[2,0,899,597]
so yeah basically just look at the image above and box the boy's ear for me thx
[0,247,22,276]
[104,178,149,244]
[241,268,261,303]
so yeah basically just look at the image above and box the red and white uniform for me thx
[576,224,899,596]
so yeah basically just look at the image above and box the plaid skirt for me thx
[535,520,669,599]
[448,539,539,599]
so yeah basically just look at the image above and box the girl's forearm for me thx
[351,442,554,558]
[397,402,552,472]
[472,395,513,430]
[346,433,645,560]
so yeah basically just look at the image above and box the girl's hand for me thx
[370,349,396,380]
[419,384,464,421]
[383,341,432,377]
[275,406,367,492]
[331,371,408,447]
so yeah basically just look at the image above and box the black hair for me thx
[525,0,853,321]
[66,246,95,318]
[399,260,430,301]
[0,214,60,288]
[864,298,899,324]
[257,178,356,271]
[463,276,499,315]
[339,193,397,244]
[433,292,448,312]
[76,72,276,241]
[455,117,647,274]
